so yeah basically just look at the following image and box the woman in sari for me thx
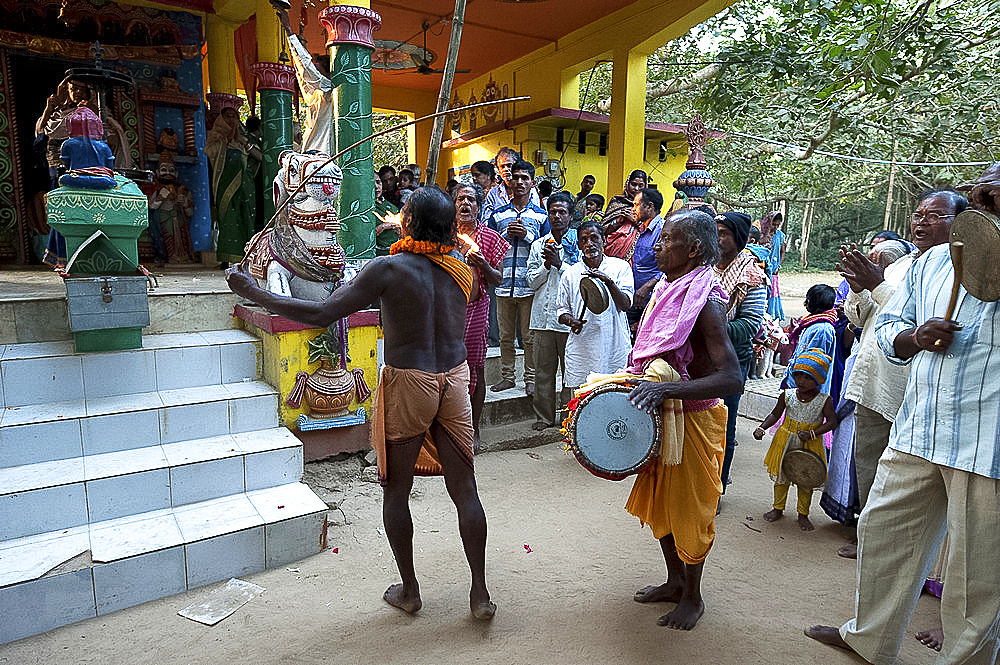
[602,169,647,261]
[760,210,787,320]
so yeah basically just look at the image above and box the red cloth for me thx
[464,224,509,393]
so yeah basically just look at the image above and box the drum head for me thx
[579,276,611,315]
[951,209,1000,302]
[781,448,827,489]
[571,387,658,480]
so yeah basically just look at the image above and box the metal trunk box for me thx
[65,276,149,352]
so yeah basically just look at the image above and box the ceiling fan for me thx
[407,21,471,75]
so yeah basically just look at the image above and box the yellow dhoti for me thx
[624,404,727,564]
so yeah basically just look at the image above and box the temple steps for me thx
[0,331,327,644]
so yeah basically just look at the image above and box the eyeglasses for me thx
[910,211,955,224]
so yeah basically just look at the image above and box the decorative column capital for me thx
[205,92,243,114]
[319,5,382,49]
[673,113,714,206]
[251,62,296,92]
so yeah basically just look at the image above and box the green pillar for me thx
[250,62,296,221]
[320,5,381,260]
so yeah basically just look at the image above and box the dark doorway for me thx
[10,53,82,263]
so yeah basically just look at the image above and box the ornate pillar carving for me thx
[251,62,295,221]
[320,5,381,260]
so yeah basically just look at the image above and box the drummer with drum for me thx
[754,350,838,532]
[555,220,634,389]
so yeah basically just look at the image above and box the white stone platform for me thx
[0,330,327,644]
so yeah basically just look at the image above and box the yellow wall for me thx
[421,0,731,187]
[443,126,688,201]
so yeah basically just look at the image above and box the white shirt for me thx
[843,252,916,420]
[527,233,574,332]
[556,256,634,387]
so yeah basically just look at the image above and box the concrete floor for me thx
[0,264,230,301]
[0,416,941,665]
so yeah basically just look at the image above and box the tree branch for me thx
[711,181,882,209]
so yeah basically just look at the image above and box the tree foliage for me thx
[585,0,1000,268]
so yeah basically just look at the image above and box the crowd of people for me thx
[228,149,1000,663]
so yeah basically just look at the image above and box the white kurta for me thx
[556,256,634,387]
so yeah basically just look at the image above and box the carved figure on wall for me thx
[156,127,180,153]
[147,151,194,266]
[245,150,345,300]
[286,319,370,419]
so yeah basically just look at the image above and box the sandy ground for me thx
[0,415,941,665]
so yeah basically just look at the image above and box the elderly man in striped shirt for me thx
[806,190,1000,665]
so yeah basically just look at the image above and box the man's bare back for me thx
[225,252,467,374]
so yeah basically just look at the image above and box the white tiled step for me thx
[0,330,261,409]
[0,380,278,467]
[0,428,303,541]
[0,482,327,644]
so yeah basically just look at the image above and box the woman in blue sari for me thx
[760,211,786,320]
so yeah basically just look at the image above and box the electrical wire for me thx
[712,126,993,167]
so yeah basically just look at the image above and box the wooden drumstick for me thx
[945,241,964,321]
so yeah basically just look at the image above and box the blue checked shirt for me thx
[875,243,1000,479]
[489,201,548,298]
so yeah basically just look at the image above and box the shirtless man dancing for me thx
[227,186,495,621]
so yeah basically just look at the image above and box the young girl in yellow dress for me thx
[753,349,838,531]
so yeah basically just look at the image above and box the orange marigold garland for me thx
[389,237,456,255]
[560,392,591,453]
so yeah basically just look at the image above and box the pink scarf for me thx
[627,266,728,377]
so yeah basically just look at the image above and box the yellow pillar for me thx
[255,0,282,64]
[606,47,647,193]
[206,15,239,94]
[332,0,370,7]
[560,69,580,109]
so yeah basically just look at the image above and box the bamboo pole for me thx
[424,0,467,185]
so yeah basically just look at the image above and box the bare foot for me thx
[837,543,857,559]
[798,514,815,531]
[657,598,705,630]
[470,588,496,621]
[634,582,683,604]
[763,508,784,522]
[383,583,422,614]
[805,625,853,651]
[915,628,943,651]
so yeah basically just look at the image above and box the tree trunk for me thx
[424,0,467,185]
[799,201,814,268]
[883,139,898,230]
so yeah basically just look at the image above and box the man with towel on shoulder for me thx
[623,208,742,630]
[225,186,496,621]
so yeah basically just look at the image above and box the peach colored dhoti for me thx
[370,363,474,485]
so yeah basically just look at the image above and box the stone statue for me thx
[245,150,345,300]
[58,107,115,190]
[147,151,194,265]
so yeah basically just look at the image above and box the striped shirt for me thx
[490,201,548,298]
[875,243,1000,479]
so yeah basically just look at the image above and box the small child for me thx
[751,314,787,379]
[583,193,605,224]
[753,349,838,531]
